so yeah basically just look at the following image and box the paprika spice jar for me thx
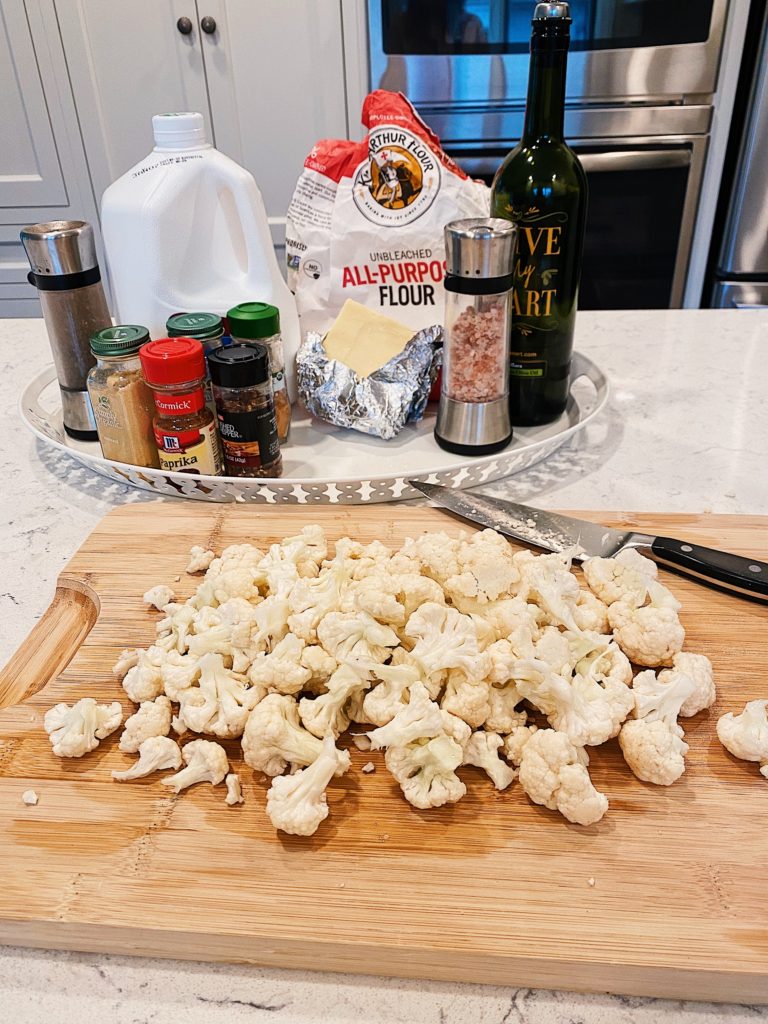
[139,337,223,475]
[207,343,283,478]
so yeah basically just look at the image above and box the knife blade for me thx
[410,481,768,603]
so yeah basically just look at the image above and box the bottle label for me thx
[510,207,568,337]
[154,389,205,416]
[217,405,280,470]
[154,419,222,475]
[510,359,547,379]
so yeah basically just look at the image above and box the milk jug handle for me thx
[229,179,273,281]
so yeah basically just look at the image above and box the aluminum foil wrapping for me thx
[296,325,442,440]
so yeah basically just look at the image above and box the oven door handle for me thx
[578,149,691,172]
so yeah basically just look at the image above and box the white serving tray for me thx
[20,352,608,504]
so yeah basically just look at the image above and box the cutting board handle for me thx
[0,580,99,710]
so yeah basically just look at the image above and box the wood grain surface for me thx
[0,503,766,1002]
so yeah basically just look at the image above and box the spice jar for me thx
[166,312,226,416]
[139,337,223,475]
[435,218,516,455]
[226,302,291,443]
[87,326,159,467]
[208,343,283,478]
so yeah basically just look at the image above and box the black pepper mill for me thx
[21,221,112,440]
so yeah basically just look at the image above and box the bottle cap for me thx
[208,343,270,389]
[20,220,99,276]
[139,337,205,386]
[226,302,280,340]
[166,312,224,339]
[152,112,208,150]
[90,325,149,357]
[444,218,517,280]
[534,2,570,18]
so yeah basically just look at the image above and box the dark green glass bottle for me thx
[491,1,587,426]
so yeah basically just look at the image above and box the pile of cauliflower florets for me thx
[43,526,768,835]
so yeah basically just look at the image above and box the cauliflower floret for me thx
[266,734,351,836]
[119,696,172,753]
[160,651,201,701]
[362,662,421,726]
[299,663,371,738]
[247,633,312,695]
[659,652,716,717]
[161,739,228,793]
[300,645,337,692]
[404,602,490,681]
[44,698,123,758]
[716,700,768,778]
[582,555,650,608]
[440,709,472,749]
[631,668,696,725]
[518,729,608,826]
[112,647,139,679]
[175,653,261,738]
[143,584,176,611]
[440,670,491,729]
[608,601,684,668]
[385,733,466,809]
[156,603,197,654]
[573,590,610,634]
[225,772,244,805]
[514,550,582,633]
[187,545,215,573]
[513,657,633,747]
[368,682,444,750]
[462,731,517,790]
[122,646,165,702]
[443,529,520,604]
[401,531,462,583]
[485,681,527,735]
[533,626,572,674]
[317,611,399,666]
[287,565,345,641]
[503,724,538,766]
[619,719,688,786]
[341,573,407,625]
[279,524,328,576]
[242,693,325,776]
[112,736,182,781]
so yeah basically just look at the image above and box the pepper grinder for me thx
[21,221,112,440]
[435,218,516,455]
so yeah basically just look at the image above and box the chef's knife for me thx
[411,482,768,603]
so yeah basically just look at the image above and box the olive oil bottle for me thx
[491,1,587,426]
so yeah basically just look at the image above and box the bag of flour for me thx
[286,91,490,339]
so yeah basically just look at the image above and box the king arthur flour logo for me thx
[352,127,440,226]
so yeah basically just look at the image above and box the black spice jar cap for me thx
[208,342,270,388]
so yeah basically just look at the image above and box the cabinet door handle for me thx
[176,16,193,34]
[200,15,217,33]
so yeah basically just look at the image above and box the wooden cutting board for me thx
[0,504,766,1003]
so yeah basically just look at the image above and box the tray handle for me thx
[0,580,99,710]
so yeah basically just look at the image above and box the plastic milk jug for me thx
[101,112,300,399]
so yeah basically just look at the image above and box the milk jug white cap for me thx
[152,112,208,150]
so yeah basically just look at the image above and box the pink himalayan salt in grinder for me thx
[435,218,516,455]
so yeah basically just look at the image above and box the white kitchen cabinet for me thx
[55,0,214,203]
[0,0,102,316]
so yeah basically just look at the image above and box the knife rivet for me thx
[681,544,693,552]
[748,564,762,573]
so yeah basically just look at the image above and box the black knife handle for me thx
[650,536,768,602]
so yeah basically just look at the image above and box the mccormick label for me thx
[154,420,222,475]
[154,389,205,416]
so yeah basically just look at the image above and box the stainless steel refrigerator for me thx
[712,4,768,308]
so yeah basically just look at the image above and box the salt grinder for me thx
[435,218,516,455]
[21,220,112,440]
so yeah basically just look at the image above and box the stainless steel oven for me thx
[365,0,725,309]
[369,0,727,106]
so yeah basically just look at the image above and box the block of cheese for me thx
[322,300,415,377]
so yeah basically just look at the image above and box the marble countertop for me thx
[2,309,767,1023]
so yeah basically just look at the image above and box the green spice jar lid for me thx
[208,342,270,388]
[90,325,149,356]
[226,302,280,340]
[166,312,224,339]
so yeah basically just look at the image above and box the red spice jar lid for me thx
[139,337,205,386]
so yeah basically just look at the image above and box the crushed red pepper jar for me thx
[139,337,223,475]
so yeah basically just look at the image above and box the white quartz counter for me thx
[1,309,767,1023]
